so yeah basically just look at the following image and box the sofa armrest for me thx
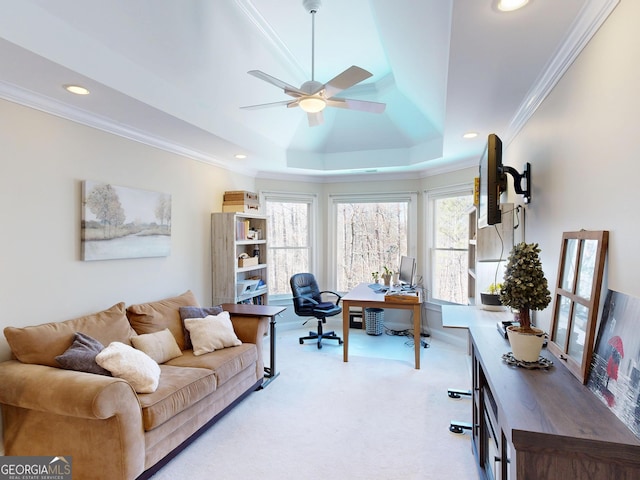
[0,360,146,480]
[229,314,269,381]
[229,314,269,345]
[0,360,140,419]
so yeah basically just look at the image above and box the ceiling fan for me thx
[241,0,386,127]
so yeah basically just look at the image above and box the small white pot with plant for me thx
[499,242,552,362]
[381,266,393,286]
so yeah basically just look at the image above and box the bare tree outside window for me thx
[266,200,310,295]
[336,202,408,291]
[431,194,473,304]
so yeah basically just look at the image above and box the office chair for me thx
[290,273,343,349]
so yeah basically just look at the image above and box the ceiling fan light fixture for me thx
[497,0,530,12]
[299,96,326,113]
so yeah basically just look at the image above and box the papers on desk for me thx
[384,290,420,304]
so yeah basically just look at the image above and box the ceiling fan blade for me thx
[323,65,373,98]
[307,111,324,127]
[240,100,297,110]
[327,98,386,114]
[248,70,306,97]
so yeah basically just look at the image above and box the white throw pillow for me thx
[96,341,161,393]
[184,311,242,356]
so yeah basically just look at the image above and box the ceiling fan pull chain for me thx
[310,8,316,82]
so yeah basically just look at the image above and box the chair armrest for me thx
[319,290,343,303]
[0,360,139,419]
[292,294,320,306]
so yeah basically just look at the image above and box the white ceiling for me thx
[0,0,618,180]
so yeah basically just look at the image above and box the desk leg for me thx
[262,315,279,387]
[342,300,350,362]
[414,304,421,369]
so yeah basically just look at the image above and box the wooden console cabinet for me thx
[446,307,640,479]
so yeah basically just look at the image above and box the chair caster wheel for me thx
[339,340,344,345]
[299,339,304,344]
[317,343,322,349]
[449,424,465,434]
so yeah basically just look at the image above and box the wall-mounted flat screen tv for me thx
[478,133,506,228]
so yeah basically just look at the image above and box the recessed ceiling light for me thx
[63,84,90,95]
[234,154,247,159]
[463,132,479,139]
[497,0,530,12]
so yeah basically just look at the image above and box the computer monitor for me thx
[398,255,416,288]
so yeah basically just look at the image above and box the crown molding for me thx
[504,0,620,146]
[0,79,260,177]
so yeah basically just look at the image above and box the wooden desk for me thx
[222,303,285,387]
[341,283,423,369]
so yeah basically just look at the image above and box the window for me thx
[263,193,316,298]
[329,193,417,291]
[427,186,474,304]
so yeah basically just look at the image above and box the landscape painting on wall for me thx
[587,289,640,439]
[82,181,171,261]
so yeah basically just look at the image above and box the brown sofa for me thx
[0,291,267,480]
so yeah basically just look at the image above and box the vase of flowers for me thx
[499,242,552,362]
[381,266,393,286]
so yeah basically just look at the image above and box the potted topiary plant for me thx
[499,242,552,362]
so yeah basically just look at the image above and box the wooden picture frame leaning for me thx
[547,230,609,384]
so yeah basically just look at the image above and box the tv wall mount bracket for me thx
[501,162,531,204]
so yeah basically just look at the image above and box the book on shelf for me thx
[235,220,251,240]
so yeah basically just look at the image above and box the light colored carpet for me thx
[150,323,478,479]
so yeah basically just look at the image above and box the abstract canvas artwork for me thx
[82,181,171,261]
[587,289,640,439]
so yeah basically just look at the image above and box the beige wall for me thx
[504,0,639,331]
[0,98,255,361]
[0,96,476,365]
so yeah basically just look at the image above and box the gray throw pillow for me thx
[179,306,224,349]
[55,332,112,376]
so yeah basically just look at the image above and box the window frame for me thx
[424,183,474,304]
[327,192,418,292]
[261,191,318,301]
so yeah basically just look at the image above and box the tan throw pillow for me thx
[131,328,182,364]
[184,311,242,356]
[4,302,135,367]
[126,290,199,350]
[96,342,161,393]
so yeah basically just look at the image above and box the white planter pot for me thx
[506,326,545,362]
